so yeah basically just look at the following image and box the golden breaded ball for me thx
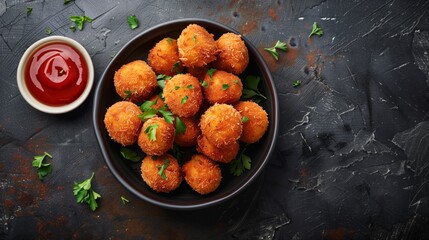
[177,24,218,67]
[146,94,166,111]
[148,38,184,76]
[182,154,221,195]
[141,154,182,193]
[235,101,269,143]
[202,69,242,104]
[196,135,239,163]
[163,73,203,117]
[174,117,201,147]
[186,65,210,80]
[114,60,157,102]
[213,33,249,75]
[199,103,242,148]
[138,117,175,156]
[104,101,142,146]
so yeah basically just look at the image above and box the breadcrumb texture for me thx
[138,117,175,156]
[141,154,182,193]
[213,33,249,75]
[196,135,239,163]
[235,101,269,143]
[182,154,222,195]
[148,38,183,76]
[203,70,243,104]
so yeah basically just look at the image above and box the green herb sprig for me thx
[127,15,139,30]
[120,148,140,162]
[229,146,251,176]
[157,158,170,180]
[32,152,53,180]
[264,40,287,61]
[73,172,101,211]
[69,15,92,31]
[309,22,324,38]
[242,75,267,101]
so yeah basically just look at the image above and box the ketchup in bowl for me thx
[24,42,88,106]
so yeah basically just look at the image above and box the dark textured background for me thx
[1,0,429,239]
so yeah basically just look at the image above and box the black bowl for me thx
[93,18,279,210]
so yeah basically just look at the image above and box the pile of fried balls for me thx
[104,24,269,195]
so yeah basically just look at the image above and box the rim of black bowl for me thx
[93,18,279,210]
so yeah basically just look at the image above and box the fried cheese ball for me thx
[141,154,182,193]
[199,103,242,148]
[213,33,249,75]
[163,73,203,117]
[182,154,221,195]
[235,101,269,143]
[114,60,157,102]
[202,70,242,104]
[148,38,184,76]
[104,101,142,146]
[138,117,175,156]
[196,135,239,163]
[177,24,218,67]
[174,117,201,147]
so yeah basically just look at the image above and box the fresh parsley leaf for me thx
[242,75,267,100]
[229,147,252,176]
[167,38,173,44]
[309,22,324,38]
[121,196,129,205]
[120,148,140,162]
[127,15,139,30]
[207,68,216,78]
[157,158,169,180]
[140,100,157,111]
[171,144,184,162]
[222,84,229,90]
[69,15,92,31]
[45,28,53,35]
[171,61,181,74]
[234,79,239,84]
[158,105,174,124]
[174,86,180,90]
[264,40,287,61]
[175,116,186,135]
[157,74,171,89]
[192,35,196,43]
[32,152,53,180]
[293,80,301,87]
[242,116,250,123]
[124,90,132,100]
[181,95,188,104]
[201,80,209,88]
[26,5,32,15]
[186,84,194,89]
[145,124,159,141]
[73,172,101,211]
[138,108,158,121]
[64,0,73,4]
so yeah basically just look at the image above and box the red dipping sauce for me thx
[25,42,88,106]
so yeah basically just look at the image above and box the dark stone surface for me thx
[1,0,429,239]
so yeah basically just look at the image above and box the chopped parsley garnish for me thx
[121,196,129,205]
[241,116,250,123]
[201,80,209,88]
[207,68,216,78]
[32,152,53,181]
[175,116,186,134]
[140,99,157,111]
[124,90,132,100]
[171,61,182,74]
[73,172,101,211]
[234,79,239,84]
[120,148,140,162]
[181,95,188,104]
[192,35,197,43]
[242,75,267,100]
[64,0,73,4]
[157,74,171,89]
[293,80,301,87]
[222,84,229,90]
[167,38,173,44]
[229,146,251,176]
[138,108,158,121]
[26,5,32,15]
[158,105,174,124]
[45,28,53,35]
[309,22,324,38]
[157,158,170,180]
[69,15,92,31]
[264,40,287,61]
[144,124,159,141]
[174,86,180,90]
[127,15,139,30]
[186,84,194,89]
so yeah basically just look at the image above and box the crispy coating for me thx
[114,60,157,102]
[104,101,142,146]
[177,24,218,67]
[148,38,184,76]
[182,154,221,195]
[147,94,165,111]
[213,33,249,75]
[163,73,203,117]
[203,70,242,104]
[138,117,175,156]
[186,65,210,80]
[141,154,182,193]
[235,101,269,143]
[175,117,201,147]
[199,103,242,148]
[196,135,239,163]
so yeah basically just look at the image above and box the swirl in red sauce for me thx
[25,42,88,106]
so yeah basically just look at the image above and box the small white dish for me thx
[17,36,94,114]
